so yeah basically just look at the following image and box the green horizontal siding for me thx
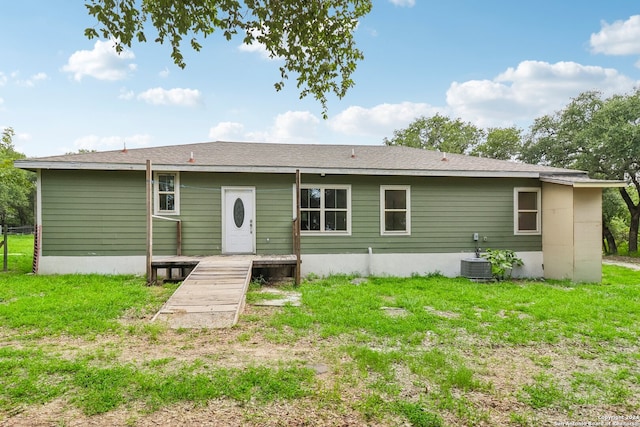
[40,170,541,257]
[42,170,147,256]
[298,175,541,254]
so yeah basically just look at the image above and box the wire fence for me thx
[5,225,34,235]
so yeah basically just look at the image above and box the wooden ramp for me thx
[152,257,253,329]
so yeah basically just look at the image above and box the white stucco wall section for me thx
[542,183,603,282]
[39,256,146,275]
[301,251,543,278]
[38,252,544,278]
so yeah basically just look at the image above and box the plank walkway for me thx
[152,257,253,328]
[152,254,297,328]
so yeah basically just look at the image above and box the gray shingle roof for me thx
[16,140,589,178]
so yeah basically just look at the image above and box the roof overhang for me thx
[540,174,627,188]
[15,160,552,179]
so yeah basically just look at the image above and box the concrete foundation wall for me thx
[38,252,544,279]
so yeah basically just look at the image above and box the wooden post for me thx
[294,169,301,285]
[146,160,153,284]
[2,216,7,272]
[176,220,182,256]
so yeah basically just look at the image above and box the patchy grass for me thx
[1,237,639,426]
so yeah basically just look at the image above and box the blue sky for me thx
[1,1,640,157]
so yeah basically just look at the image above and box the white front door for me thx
[222,187,256,254]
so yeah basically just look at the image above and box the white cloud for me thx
[446,60,638,127]
[329,102,437,136]
[31,72,47,82]
[208,111,320,143]
[71,133,152,152]
[11,132,31,153]
[0,71,48,87]
[269,111,320,142]
[590,15,640,55]
[208,122,245,140]
[159,67,170,78]
[16,72,48,87]
[388,0,415,6]
[137,87,203,107]
[62,40,136,81]
[15,132,31,142]
[118,88,135,100]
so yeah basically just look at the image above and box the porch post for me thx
[146,160,153,284]
[295,169,301,285]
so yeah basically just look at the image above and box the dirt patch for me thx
[5,398,381,427]
[2,299,638,426]
[604,255,640,270]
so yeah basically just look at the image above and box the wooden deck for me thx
[151,255,297,328]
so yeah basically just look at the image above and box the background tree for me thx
[471,126,522,160]
[602,188,627,255]
[519,91,602,169]
[383,114,484,154]
[84,0,372,117]
[0,128,35,270]
[521,90,640,253]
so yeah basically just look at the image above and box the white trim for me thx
[296,184,352,236]
[36,170,43,263]
[153,171,180,215]
[16,160,560,179]
[380,185,411,236]
[221,186,256,254]
[36,170,42,229]
[514,187,541,235]
[540,175,626,187]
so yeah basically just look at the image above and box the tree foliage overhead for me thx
[0,128,35,227]
[84,0,372,117]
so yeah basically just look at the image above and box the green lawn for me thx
[0,235,639,426]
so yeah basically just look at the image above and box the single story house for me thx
[16,141,624,282]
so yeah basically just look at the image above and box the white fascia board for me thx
[15,160,546,179]
[540,176,627,188]
[14,161,145,171]
[572,181,627,188]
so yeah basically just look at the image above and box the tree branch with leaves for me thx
[84,0,372,117]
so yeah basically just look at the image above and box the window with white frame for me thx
[380,185,411,235]
[154,172,180,215]
[298,185,351,234]
[514,187,540,234]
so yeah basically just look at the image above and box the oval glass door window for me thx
[233,198,245,228]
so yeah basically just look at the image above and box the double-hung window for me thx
[298,185,351,234]
[514,187,540,235]
[154,172,180,215]
[380,185,411,235]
